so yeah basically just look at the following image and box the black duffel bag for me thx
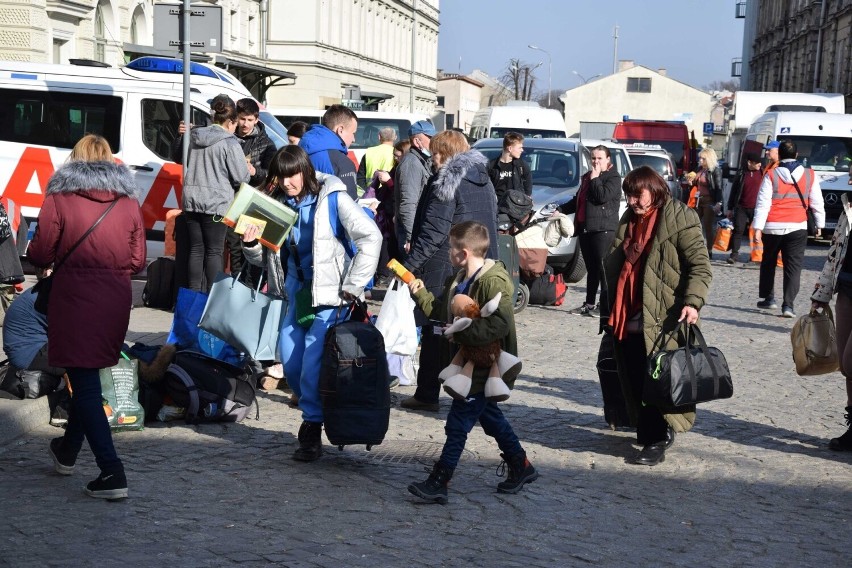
[645,322,732,408]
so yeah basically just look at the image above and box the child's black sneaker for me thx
[496,452,539,494]
[48,437,75,475]
[407,462,453,505]
[84,471,128,500]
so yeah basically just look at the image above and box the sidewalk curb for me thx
[0,397,50,445]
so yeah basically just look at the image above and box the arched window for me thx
[94,5,106,62]
[130,5,148,45]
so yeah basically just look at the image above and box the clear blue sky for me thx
[437,0,744,92]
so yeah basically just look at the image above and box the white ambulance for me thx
[746,111,852,231]
[0,57,287,259]
[468,102,567,141]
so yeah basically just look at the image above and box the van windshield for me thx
[619,139,685,171]
[788,136,852,172]
[259,111,288,149]
[489,128,565,139]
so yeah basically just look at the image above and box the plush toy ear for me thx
[480,292,502,318]
[444,317,473,336]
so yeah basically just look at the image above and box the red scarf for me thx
[608,207,660,340]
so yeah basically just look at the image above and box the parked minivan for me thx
[468,102,567,141]
[0,57,287,260]
[747,111,852,232]
[271,108,431,164]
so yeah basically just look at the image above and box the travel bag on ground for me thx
[163,350,257,423]
[526,265,567,306]
[168,287,244,365]
[645,323,733,408]
[319,300,391,450]
[596,332,630,429]
[142,256,176,310]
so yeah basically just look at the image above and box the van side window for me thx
[141,99,210,161]
[0,89,121,150]
[351,119,408,150]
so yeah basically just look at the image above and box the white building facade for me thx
[0,0,439,113]
[561,62,714,140]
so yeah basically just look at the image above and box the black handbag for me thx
[645,322,733,408]
[33,199,119,314]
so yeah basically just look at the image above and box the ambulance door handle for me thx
[129,164,154,172]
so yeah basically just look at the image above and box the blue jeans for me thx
[280,276,348,423]
[63,367,123,475]
[438,392,524,471]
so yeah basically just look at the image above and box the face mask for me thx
[421,148,431,158]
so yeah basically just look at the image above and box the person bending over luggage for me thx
[602,166,711,467]
[406,221,538,504]
[240,145,381,462]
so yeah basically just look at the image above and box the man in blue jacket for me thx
[299,105,359,199]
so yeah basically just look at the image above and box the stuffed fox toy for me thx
[438,292,522,402]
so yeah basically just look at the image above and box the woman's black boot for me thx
[293,421,324,462]
[829,406,852,451]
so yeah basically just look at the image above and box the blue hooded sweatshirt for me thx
[299,125,358,199]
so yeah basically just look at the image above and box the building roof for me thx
[437,73,485,88]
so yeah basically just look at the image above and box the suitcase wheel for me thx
[366,444,373,451]
[338,445,344,451]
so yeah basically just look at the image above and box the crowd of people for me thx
[3,94,850,504]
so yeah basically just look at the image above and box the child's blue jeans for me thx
[438,392,524,471]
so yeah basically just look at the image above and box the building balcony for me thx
[731,58,742,77]
[735,1,746,18]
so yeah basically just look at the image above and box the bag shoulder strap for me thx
[790,169,813,211]
[54,198,120,272]
[328,190,357,257]
[167,364,201,423]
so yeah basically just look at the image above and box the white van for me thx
[270,108,430,164]
[0,58,287,259]
[747,111,852,231]
[468,102,567,141]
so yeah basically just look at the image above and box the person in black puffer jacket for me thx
[570,145,623,317]
[401,131,499,412]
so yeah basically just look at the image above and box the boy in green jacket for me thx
[406,221,538,504]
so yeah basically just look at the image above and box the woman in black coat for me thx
[571,145,623,317]
[401,130,499,411]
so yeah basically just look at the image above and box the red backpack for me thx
[527,265,567,306]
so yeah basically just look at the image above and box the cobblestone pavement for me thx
[0,244,850,567]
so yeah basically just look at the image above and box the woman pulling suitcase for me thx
[240,145,381,461]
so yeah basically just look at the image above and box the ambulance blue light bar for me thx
[126,57,233,84]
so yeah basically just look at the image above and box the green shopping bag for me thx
[98,354,144,431]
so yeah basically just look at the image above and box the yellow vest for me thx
[364,144,396,183]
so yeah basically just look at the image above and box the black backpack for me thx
[319,302,391,450]
[163,351,257,423]
[498,190,534,229]
[142,257,176,310]
[526,265,567,306]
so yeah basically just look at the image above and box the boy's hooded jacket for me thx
[181,125,250,216]
[299,125,358,199]
[406,150,499,298]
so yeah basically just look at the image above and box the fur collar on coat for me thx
[46,160,138,198]
[433,150,489,202]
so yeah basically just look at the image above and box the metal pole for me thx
[612,25,619,74]
[547,53,552,107]
[410,0,416,113]
[181,0,191,169]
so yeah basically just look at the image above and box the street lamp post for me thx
[528,44,551,107]
[572,70,601,84]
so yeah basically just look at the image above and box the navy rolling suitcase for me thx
[319,301,391,450]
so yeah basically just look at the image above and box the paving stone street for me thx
[0,243,850,567]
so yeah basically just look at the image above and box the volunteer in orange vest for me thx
[763,139,780,174]
[752,139,825,318]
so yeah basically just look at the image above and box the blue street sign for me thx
[703,122,714,135]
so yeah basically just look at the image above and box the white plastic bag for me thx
[375,278,418,356]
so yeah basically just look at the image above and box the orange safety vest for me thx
[765,168,813,225]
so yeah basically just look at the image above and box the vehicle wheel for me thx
[562,246,587,284]
[514,283,529,314]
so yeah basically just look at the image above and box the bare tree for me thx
[500,58,540,101]
[536,89,565,111]
[704,79,740,92]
